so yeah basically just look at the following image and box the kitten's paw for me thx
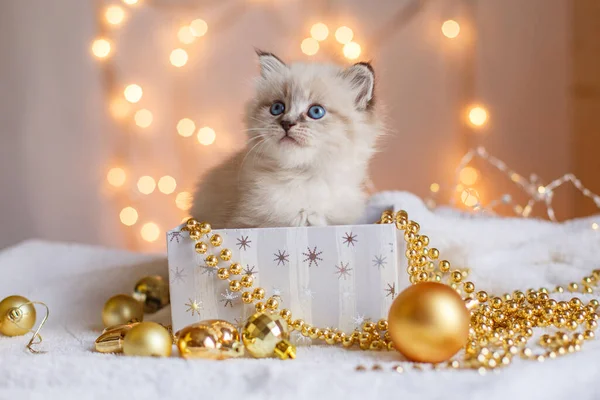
[307,213,328,226]
[291,209,309,227]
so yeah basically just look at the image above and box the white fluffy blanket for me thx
[1,192,600,400]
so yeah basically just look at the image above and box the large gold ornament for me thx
[133,276,170,313]
[0,295,36,336]
[242,311,296,359]
[122,322,172,357]
[102,294,144,327]
[95,322,139,353]
[176,320,244,359]
[388,282,470,363]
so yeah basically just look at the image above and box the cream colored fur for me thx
[191,52,383,228]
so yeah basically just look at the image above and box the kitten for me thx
[191,50,383,228]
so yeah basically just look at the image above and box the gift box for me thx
[167,214,408,340]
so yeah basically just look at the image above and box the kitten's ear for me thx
[341,62,375,110]
[255,49,288,78]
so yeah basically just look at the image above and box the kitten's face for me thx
[246,52,377,169]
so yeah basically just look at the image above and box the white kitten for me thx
[191,50,383,228]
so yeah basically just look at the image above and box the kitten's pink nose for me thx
[280,120,297,133]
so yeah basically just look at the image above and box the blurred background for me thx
[0,0,598,253]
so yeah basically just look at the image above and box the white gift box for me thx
[167,217,409,339]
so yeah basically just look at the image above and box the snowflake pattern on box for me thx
[273,249,289,266]
[303,246,323,268]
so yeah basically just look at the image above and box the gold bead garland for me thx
[183,210,599,368]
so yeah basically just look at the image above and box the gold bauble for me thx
[388,282,470,363]
[102,294,144,327]
[132,276,170,313]
[123,322,172,357]
[0,295,36,337]
[242,311,295,359]
[176,324,220,359]
[201,319,244,358]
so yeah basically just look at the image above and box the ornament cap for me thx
[95,322,139,353]
[274,339,296,360]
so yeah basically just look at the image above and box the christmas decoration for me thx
[122,322,172,357]
[176,320,244,360]
[242,311,296,359]
[102,294,144,327]
[95,322,139,353]
[0,295,49,353]
[133,276,170,313]
[387,282,470,363]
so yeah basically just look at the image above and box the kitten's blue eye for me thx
[270,101,285,116]
[307,105,326,120]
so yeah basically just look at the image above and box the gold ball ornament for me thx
[177,319,244,360]
[242,311,296,359]
[388,282,470,363]
[132,276,170,313]
[123,322,172,357]
[0,295,36,336]
[102,294,144,327]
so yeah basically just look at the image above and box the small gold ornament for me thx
[210,234,222,247]
[132,276,170,313]
[195,242,208,254]
[388,282,470,363]
[176,320,244,360]
[205,255,218,267]
[220,249,232,261]
[242,311,296,359]
[95,322,139,353]
[123,321,172,357]
[102,294,144,327]
[0,295,36,337]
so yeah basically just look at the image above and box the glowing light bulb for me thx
[190,19,208,37]
[120,207,138,226]
[461,188,480,207]
[441,20,460,39]
[170,48,188,67]
[124,84,143,103]
[301,38,319,56]
[141,222,160,242]
[343,42,361,60]
[109,98,131,119]
[537,186,546,194]
[105,5,126,25]
[176,191,193,210]
[592,222,599,231]
[335,26,354,44]
[158,176,177,194]
[429,183,440,193]
[459,167,479,186]
[137,176,156,194]
[134,109,153,128]
[91,39,111,58]
[122,0,138,4]
[177,118,196,137]
[310,23,329,41]
[107,167,126,187]
[468,106,488,127]
[178,26,196,44]
[197,127,216,145]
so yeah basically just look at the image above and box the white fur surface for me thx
[2,191,600,400]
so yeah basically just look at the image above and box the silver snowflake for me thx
[167,231,183,243]
[302,286,316,300]
[273,249,290,266]
[334,262,352,280]
[291,331,312,346]
[385,282,396,299]
[373,255,387,269]
[220,290,239,308]
[170,267,187,284]
[303,246,323,268]
[272,287,284,303]
[342,232,358,247]
[185,298,203,316]
[243,265,257,276]
[199,264,216,276]
[237,235,251,251]
[352,314,369,328]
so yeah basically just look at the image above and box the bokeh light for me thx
[134,109,153,128]
[343,42,361,60]
[468,106,488,127]
[141,222,160,242]
[178,26,196,44]
[170,48,189,67]
[105,5,126,25]
[459,167,479,186]
[122,0,138,4]
[429,183,440,193]
[109,98,131,119]
[176,191,193,210]
[593,222,599,231]
[301,38,319,56]
[310,23,329,41]
[158,176,177,194]
[335,26,354,44]
[461,188,480,207]
[190,19,208,37]
[441,20,460,39]
[177,118,196,137]
[107,167,126,187]
[124,84,143,103]
[91,39,111,58]
[197,127,216,145]
[137,176,156,194]
[120,207,138,226]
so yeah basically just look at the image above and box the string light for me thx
[109,98,131,119]
[122,0,138,4]
[301,38,319,56]
[468,106,488,127]
[197,127,216,145]
[134,109,153,128]
[107,167,126,187]
[343,42,361,60]
[178,26,196,44]
[190,19,208,37]
[141,222,160,242]
[441,20,460,39]
[105,5,126,26]
[119,207,138,226]
[137,176,156,194]
[170,48,189,67]
[459,166,479,186]
[310,23,329,41]
[335,26,354,44]
[176,192,193,210]
[177,118,196,137]
[461,188,480,207]
[91,39,111,58]
[123,84,143,103]
[158,176,177,194]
